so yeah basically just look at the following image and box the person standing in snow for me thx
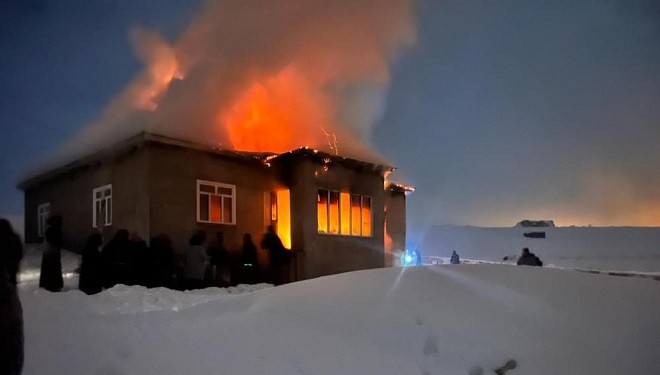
[0,219,24,375]
[239,233,258,284]
[39,215,64,292]
[261,225,292,285]
[148,234,175,289]
[129,232,149,286]
[79,232,103,295]
[450,250,460,265]
[206,231,230,286]
[101,229,132,288]
[516,248,543,267]
[183,230,210,289]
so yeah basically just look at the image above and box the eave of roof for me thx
[18,132,396,190]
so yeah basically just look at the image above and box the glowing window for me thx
[329,191,340,234]
[318,189,372,237]
[361,196,372,237]
[197,180,236,224]
[351,195,361,236]
[317,189,328,233]
[340,193,351,235]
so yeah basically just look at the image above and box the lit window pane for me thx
[361,196,371,237]
[199,184,215,193]
[199,194,209,221]
[270,192,278,221]
[340,193,350,235]
[223,197,232,223]
[351,195,361,236]
[317,189,328,233]
[217,187,232,196]
[210,195,222,222]
[329,191,339,234]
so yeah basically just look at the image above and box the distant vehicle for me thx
[523,232,546,239]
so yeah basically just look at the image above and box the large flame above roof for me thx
[56,0,415,167]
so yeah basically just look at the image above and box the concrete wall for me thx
[147,143,284,259]
[384,190,406,267]
[23,146,149,252]
[282,157,386,279]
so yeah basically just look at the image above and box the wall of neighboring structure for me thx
[282,157,386,280]
[23,146,150,252]
[146,143,284,259]
[384,190,407,267]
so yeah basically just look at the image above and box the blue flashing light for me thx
[401,248,422,267]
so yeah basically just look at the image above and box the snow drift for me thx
[21,265,660,374]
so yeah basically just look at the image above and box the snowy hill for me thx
[422,225,660,273]
[20,265,660,374]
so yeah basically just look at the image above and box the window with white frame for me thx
[37,202,51,237]
[317,189,372,237]
[93,184,112,228]
[197,180,236,224]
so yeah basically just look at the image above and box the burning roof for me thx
[18,132,399,190]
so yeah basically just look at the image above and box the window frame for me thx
[37,202,51,237]
[92,184,112,228]
[317,188,372,238]
[196,179,237,225]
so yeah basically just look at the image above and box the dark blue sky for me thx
[1,1,659,242]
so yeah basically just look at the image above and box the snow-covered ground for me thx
[422,225,660,273]
[20,265,660,374]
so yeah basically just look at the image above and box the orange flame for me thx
[218,66,335,153]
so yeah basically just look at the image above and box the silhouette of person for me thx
[39,215,63,292]
[0,218,24,374]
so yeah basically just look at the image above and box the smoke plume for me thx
[66,0,416,163]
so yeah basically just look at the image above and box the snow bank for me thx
[21,265,660,374]
[422,225,660,273]
[18,244,80,284]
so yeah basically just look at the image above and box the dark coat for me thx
[79,234,103,295]
[241,240,258,267]
[0,224,24,375]
[261,232,289,265]
[207,241,230,268]
[517,252,543,267]
[39,225,64,292]
[102,234,133,288]
[450,252,460,265]
[148,235,175,288]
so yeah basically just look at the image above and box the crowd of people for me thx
[34,215,295,295]
[78,224,294,294]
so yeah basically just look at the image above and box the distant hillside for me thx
[422,225,660,273]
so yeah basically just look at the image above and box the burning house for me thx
[19,132,411,281]
[17,1,416,282]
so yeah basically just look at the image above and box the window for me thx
[37,202,51,237]
[197,180,236,224]
[93,184,112,228]
[317,189,372,237]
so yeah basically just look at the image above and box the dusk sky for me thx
[1,0,659,243]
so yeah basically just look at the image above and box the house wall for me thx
[146,143,284,260]
[23,147,150,252]
[282,157,386,280]
[384,190,407,267]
